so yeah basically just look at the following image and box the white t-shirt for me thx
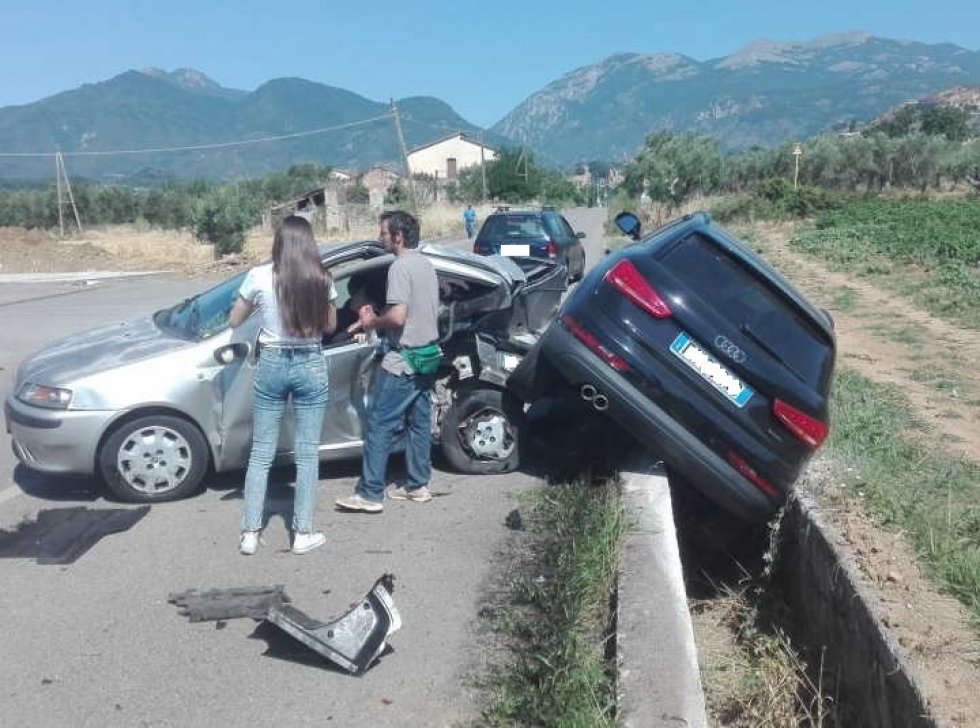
[238,262,338,345]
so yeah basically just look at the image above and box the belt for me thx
[259,342,322,353]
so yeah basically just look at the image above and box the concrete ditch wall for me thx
[774,494,937,727]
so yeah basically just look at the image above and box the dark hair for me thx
[380,210,420,248]
[271,216,330,338]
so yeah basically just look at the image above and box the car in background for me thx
[509,211,836,522]
[5,241,566,502]
[473,207,587,282]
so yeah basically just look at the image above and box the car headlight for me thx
[17,382,73,409]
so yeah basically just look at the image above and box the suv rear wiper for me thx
[740,324,805,381]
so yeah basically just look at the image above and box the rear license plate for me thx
[670,332,753,407]
[500,244,530,256]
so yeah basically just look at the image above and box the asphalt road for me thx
[0,207,610,726]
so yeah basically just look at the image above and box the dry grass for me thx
[63,224,216,270]
[695,586,834,727]
[61,201,488,271]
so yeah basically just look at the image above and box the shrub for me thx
[191,188,258,256]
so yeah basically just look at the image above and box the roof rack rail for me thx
[495,205,510,212]
[540,205,557,211]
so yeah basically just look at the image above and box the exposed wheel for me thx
[99,415,210,502]
[440,387,523,474]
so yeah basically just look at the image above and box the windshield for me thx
[154,272,247,340]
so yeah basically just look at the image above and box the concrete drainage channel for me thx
[614,459,937,727]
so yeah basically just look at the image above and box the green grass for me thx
[792,199,980,329]
[866,322,924,346]
[476,482,626,727]
[828,286,859,313]
[827,369,980,620]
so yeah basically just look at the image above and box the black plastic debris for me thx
[504,508,524,531]
[169,586,291,622]
[169,575,400,675]
[0,506,150,564]
[265,574,401,675]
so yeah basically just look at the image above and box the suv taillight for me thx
[604,259,672,319]
[473,242,480,254]
[546,240,559,259]
[561,315,630,372]
[773,399,828,448]
[726,451,780,498]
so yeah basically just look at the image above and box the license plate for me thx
[500,244,530,256]
[670,333,753,407]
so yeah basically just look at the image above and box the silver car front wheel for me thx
[99,415,210,502]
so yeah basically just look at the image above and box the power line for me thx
[0,113,394,158]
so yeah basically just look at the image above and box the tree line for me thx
[1,104,976,250]
[621,106,980,219]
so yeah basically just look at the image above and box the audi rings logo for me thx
[714,336,747,363]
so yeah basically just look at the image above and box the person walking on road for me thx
[335,210,440,513]
[463,204,477,239]
[230,216,338,555]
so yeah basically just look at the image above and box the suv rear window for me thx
[481,214,546,240]
[663,233,832,386]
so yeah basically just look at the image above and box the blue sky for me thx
[3,0,978,127]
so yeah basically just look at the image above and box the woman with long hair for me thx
[229,216,337,555]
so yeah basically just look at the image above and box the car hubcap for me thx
[116,425,192,494]
[459,407,515,460]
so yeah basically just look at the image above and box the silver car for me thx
[4,240,565,502]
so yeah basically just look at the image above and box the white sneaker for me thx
[388,485,433,503]
[335,493,384,513]
[240,531,260,555]
[292,532,326,555]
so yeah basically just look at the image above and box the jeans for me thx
[241,348,328,534]
[356,368,432,502]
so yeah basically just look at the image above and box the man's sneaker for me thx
[388,485,433,503]
[335,493,384,513]
[292,531,326,555]
[240,531,260,555]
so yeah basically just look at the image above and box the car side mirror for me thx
[614,211,642,241]
[576,231,587,239]
[214,342,250,365]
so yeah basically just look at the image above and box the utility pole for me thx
[792,143,803,190]
[479,130,488,202]
[390,99,419,216]
[54,151,82,237]
[516,146,529,188]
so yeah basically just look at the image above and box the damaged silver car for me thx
[5,241,565,502]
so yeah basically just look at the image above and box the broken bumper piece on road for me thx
[169,574,401,675]
[265,574,401,675]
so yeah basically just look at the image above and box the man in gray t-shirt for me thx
[336,210,441,512]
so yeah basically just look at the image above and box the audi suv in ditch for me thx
[510,211,836,522]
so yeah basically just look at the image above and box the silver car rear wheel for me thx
[100,415,209,502]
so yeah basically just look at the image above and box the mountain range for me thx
[1,31,978,182]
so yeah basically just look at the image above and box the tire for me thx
[99,414,210,502]
[440,387,523,474]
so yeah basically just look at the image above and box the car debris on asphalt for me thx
[169,574,400,675]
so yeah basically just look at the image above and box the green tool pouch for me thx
[401,342,443,375]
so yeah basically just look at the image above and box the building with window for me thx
[406,132,497,180]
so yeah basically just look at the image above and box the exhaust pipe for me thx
[579,384,609,412]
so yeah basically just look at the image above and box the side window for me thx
[559,216,576,241]
[543,214,566,242]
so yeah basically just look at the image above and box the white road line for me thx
[0,270,170,283]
